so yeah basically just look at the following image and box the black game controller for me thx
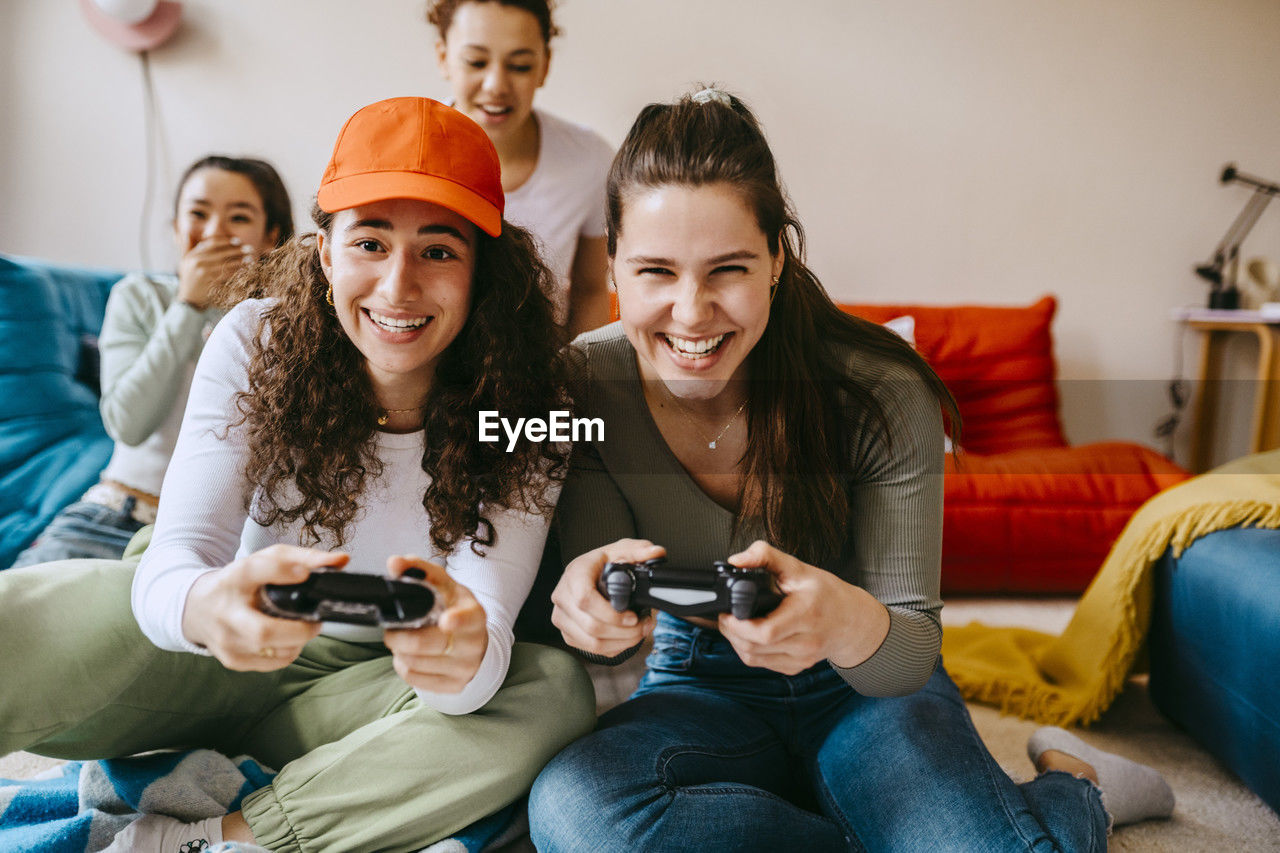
[597,558,783,620]
[259,568,440,629]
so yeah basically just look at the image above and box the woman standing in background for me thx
[12,156,293,567]
[429,0,614,337]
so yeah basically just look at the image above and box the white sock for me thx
[102,814,223,853]
[1027,726,1175,826]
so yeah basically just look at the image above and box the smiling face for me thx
[613,183,783,403]
[435,1,549,145]
[173,167,277,256]
[318,199,476,404]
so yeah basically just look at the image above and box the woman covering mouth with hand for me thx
[11,155,292,568]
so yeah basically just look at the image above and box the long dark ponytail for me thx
[607,88,959,562]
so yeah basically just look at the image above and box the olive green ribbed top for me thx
[555,323,946,697]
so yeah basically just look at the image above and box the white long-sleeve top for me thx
[98,272,225,495]
[133,299,557,715]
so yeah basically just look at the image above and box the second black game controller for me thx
[597,558,783,620]
[260,568,441,629]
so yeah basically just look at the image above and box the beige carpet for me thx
[4,597,1278,850]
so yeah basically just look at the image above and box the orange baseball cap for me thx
[317,97,503,237]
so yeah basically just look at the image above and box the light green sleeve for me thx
[98,274,215,447]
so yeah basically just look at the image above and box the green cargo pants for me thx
[0,548,595,853]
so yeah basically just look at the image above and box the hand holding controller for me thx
[259,567,441,629]
[597,558,783,620]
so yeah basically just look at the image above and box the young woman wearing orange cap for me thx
[526,89,1175,850]
[429,0,613,338]
[11,155,292,569]
[0,97,594,853]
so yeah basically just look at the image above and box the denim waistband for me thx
[82,482,158,525]
[647,612,838,694]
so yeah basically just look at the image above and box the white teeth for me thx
[368,310,429,330]
[663,333,726,359]
[481,105,510,115]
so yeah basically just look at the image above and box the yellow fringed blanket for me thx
[940,448,1280,726]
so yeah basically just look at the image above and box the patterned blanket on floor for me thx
[0,749,516,853]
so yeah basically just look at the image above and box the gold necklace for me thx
[377,405,425,426]
[669,396,748,450]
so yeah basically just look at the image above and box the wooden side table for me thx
[1174,308,1280,472]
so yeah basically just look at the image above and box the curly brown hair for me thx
[216,202,569,553]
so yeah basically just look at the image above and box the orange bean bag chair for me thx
[843,296,1191,593]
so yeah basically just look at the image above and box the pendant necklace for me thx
[669,396,747,450]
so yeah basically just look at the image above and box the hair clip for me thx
[691,87,732,106]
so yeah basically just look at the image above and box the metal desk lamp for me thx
[1195,164,1280,309]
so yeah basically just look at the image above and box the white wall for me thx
[3,0,1279,465]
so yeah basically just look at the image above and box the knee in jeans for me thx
[528,747,601,847]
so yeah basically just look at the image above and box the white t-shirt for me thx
[132,300,559,715]
[504,108,614,324]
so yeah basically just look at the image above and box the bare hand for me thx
[177,235,254,309]
[182,544,338,670]
[550,539,661,658]
[381,556,488,694]
[716,540,891,675]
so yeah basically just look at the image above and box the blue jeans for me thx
[529,614,1107,852]
[10,499,145,568]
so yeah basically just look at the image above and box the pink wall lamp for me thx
[80,0,182,52]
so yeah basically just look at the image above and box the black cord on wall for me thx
[1153,324,1189,460]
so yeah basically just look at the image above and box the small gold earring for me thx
[325,282,334,307]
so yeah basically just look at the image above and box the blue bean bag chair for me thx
[0,254,123,568]
[1149,525,1280,814]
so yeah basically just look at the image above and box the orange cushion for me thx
[840,297,1066,455]
[941,442,1192,593]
